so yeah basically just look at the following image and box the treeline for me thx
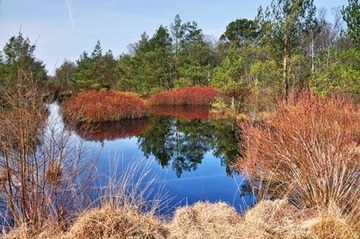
[1,0,360,110]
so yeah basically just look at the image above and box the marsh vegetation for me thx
[1,0,360,237]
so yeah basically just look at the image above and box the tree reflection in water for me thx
[138,115,241,177]
[72,105,243,178]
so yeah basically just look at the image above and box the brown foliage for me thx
[62,90,150,123]
[148,86,217,106]
[236,91,360,222]
[0,85,97,233]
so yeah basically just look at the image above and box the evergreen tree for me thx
[72,40,118,91]
[342,0,360,45]
[0,33,47,86]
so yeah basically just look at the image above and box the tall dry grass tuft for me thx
[236,90,360,229]
[62,90,150,123]
[240,198,307,238]
[240,198,359,239]
[148,86,217,106]
[168,201,242,239]
[65,158,168,239]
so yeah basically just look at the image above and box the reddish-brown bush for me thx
[236,91,360,221]
[62,90,150,123]
[148,86,217,106]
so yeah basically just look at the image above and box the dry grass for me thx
[240,198,359,239]
[303,215,359,239]
[2,199,359,238]
[64,205,167,239]
[240,198,308,239]
[1,220,65,239]
[63,158,169,239]
[168,201,242,239]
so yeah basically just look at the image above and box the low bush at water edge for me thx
[62,90,150,123]
[148,86,217,106]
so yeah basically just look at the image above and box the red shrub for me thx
[148,86,217,106]
[62,90,150,123]
[236,91,360,217]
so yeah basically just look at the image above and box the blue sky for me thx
[0,0,348,75]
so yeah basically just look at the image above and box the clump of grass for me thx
[236,90,360,224]
[62,90,150,123]
[168,201,242,239]
[148,86,217,106]
[65,158,169,239]
[65,205,166,239]
[1,221,65,239]
[240,198,307,238]
[304,214,359,239]
[240,198,359,238]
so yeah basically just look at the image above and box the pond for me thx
[51,103,255,215]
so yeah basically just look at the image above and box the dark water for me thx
[52,104,255,215]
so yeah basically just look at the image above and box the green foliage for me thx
[117,15,215,95]
[342,0,360,45]
[211,97,228,110]
[312,48,360,100]
[220,18,259,46]
[259,0,316,98]
[73,40,118,91]
[118,28,172,95]
[52,59,76,90]
[212,44,247,95]
[0,33,48,86]
[138,116,231,177]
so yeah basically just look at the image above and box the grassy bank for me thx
[3,198,359,238]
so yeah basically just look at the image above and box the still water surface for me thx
[52,103,255,214]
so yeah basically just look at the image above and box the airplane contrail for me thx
[65,0,75,31]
